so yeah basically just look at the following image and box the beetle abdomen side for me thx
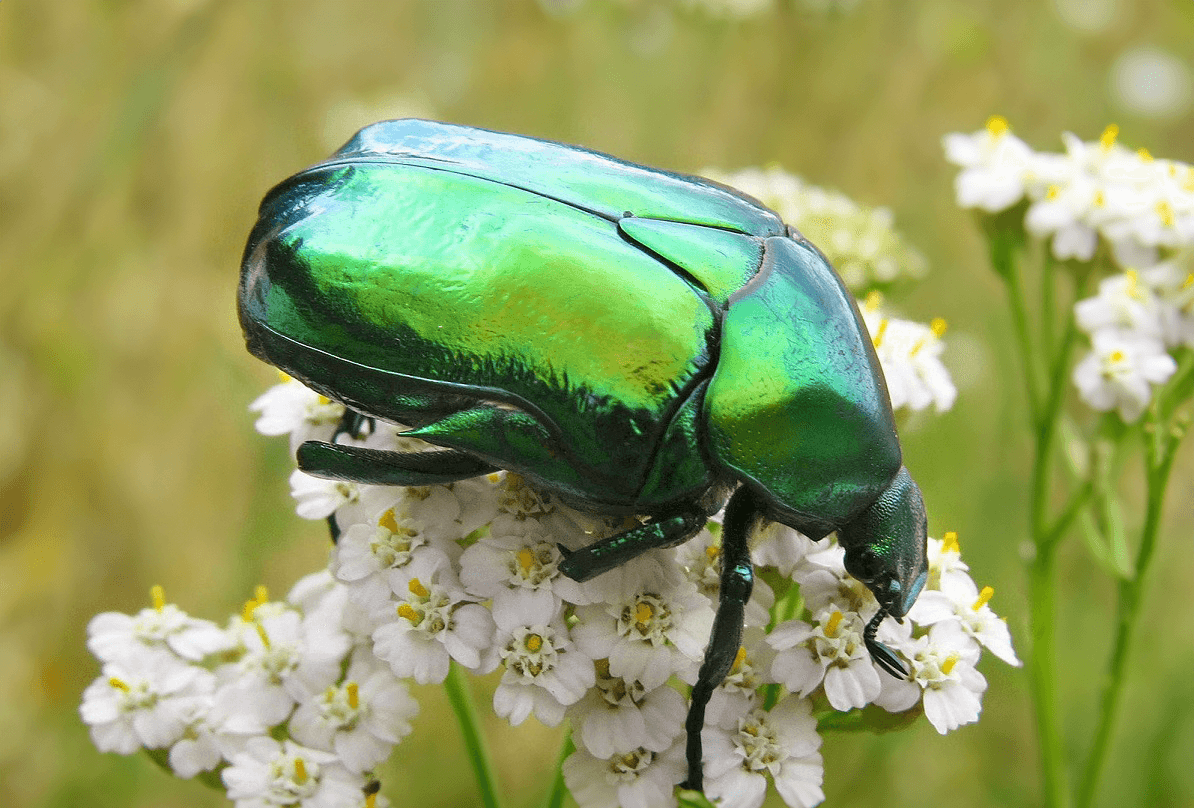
[240,162,716,507]
[702,237,902,537]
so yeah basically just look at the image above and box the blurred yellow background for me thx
[2,1,1192,806]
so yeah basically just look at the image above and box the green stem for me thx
[1076,424,1182,808]
[444,661,505,808]
[542,731,574,808]
[1002,242,1044,425]
[1027,538,1069,808]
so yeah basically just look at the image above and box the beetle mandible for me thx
[238,119,928,792]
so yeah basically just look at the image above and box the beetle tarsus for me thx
[863,606,909,679]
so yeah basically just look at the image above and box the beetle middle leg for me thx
[680,484,761,793]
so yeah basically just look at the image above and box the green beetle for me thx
[238,119,928,791]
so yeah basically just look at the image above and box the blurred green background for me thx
[2,1,1192,806]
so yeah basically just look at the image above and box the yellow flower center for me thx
[986,115,1010,138]
[151,584,166,612]
[942,531,961,554]
[941,652,960,675]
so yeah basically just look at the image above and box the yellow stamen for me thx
[276,370,292,383]
[366,795,377,808]
[241,599,258,623]
[942,531,961,554]
[1182,273,1194,290]
[525,633,544,653]
[378,508,399,533]
[909,337,928,357]
[1108,350,1126,364]
[824,610,844,638]
[317,395,332,407]
[732,645,748,673]
[1125,269,1144,300]
[293,757,308,784]
[1137,147,1153,162]
[972,585,995,611]
[255,621,271,649]
[931,317,948,338]
[1100,124,1119,151]
[864,290,883,312]
[254,585,268,605]
[487,472,503,483]
[408,577,430,599]
[941,652,960,675]
[1046,184,1060,200]
[872,318,889,348]
[516,547,536,574]
[1157,200,1175,228]
[150,584,166,612]
[108,677,130,692]
[397,603,421,623]
[1094,190,1106,208]
[705,544,720,562]
[986,116,1010,137]
[347,682,360,710]
[634,601,654,625]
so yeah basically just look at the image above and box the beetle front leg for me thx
[556,509,709,582]
[680,485,761,793]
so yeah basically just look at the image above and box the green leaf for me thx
[677,787,719,808]
[817,703,924,733]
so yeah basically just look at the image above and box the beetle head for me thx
[837,466,928,621]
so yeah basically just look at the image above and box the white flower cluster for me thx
[704,165,928,291]
[859,292,957,414]
[81,579,409,808]
[944,118,1193,422]
[77,377,1019,808]
[944,117,1194,267]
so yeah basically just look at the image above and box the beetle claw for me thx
[555,543,573,559]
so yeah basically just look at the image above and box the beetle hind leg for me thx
[680,485,760,793]
[297,440,500,487]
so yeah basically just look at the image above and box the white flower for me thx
[747,520,816,577]
[249,377,345,454]
[566,661,688,759]
[459,521,601,616]
[1075,270,1166,340]
[1024,170,1101,261]
[701,695,825,808]
[491,596,595,727]
[222,737,366,808]
[1072,330,1177,421]
[910,580,1021,666]
[1142,258,1194,348]
[571,559,715,690]
[925,532,972,593]
[943,116,1034,212]
[290,469,364,521]
[168,690,264,778]
[370,552,496,684]
[289,651,419,773]
[332,494,460,613]
[768,608,881,711]
[563,741,688,808]
[704,625,776,727]
[80,650,214,754]
[860,299,956,413]
[219,603,351,727]
[87,586,232,663]
[874,622,986,733]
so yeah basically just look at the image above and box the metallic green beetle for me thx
[238,119,928,791]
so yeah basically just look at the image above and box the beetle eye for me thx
[847,548,882,582]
